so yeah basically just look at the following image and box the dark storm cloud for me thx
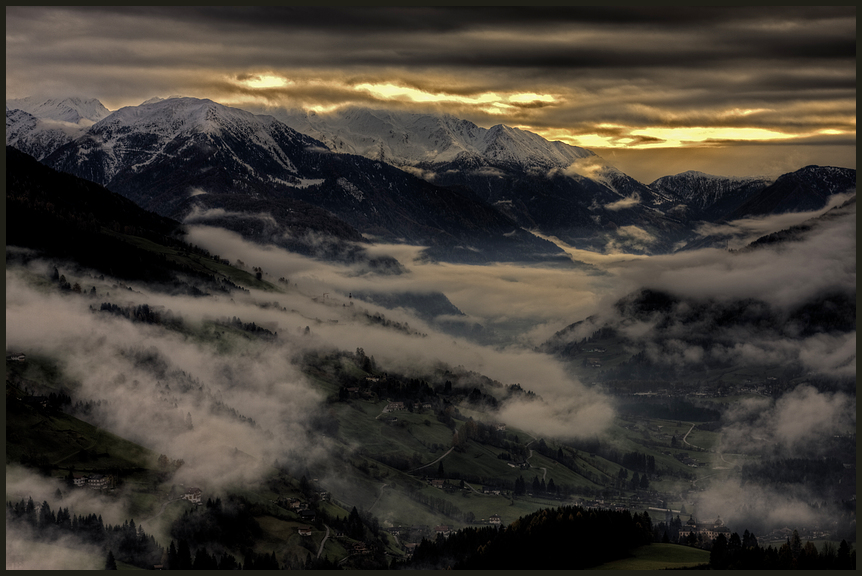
[57,6,854,34]
[8,6,855,71]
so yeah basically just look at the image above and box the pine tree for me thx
[177,539,192,569]
[105,550,118,570]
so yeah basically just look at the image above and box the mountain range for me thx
[6,95,856,263]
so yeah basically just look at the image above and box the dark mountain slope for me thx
[725,165,855,219]
[40,97,563,263]
[6,146,262,291]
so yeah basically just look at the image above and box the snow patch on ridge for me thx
[338,177,365,201]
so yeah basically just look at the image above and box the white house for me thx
[182,487,202,504]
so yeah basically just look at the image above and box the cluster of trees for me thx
[512,475,560,497]
[6,497,163,569]
[363,310,420,335]
[465,386,499,409]
[353,348,377,374]
[403,504,654,569]
[405,488,472,524]
[617,468,650,491]
[155,454,185,473]
[208,399,258,429]
[96,302,182,327]
[450,418,508,452]
[620,451,657,474]
[170,495,261,553]
[504,382,540,400]
[216,316,278,339]
[163,538,278,570]
[708,530,856,570]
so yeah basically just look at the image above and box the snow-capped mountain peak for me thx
[5,95,111,125]
[79,97,315,180]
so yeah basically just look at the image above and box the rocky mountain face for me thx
[649,171,773,222]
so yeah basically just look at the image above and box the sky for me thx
[5,6,856,182]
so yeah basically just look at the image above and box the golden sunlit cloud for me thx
[354,82,501,104]
[721,107,771,117]
[306,103,347,114]
[241,74,289,89]
[508,93,556,104]
[630,126,790,147]
[567,134,618,148]
[353,81,557,112]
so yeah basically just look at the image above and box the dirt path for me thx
[463,482,483,495]
[368,483,388,512]
[409,447,454,473]
[691,472,718,487]
[316,524,331,559]
[51,440,97,466]
[682,423,696,447]
[140,497,182,525]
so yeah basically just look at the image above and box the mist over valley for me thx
[6,88,856,569]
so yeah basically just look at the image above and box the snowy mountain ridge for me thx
[7,94,854,259]
[270,105,595,174]
[6,95,111,125]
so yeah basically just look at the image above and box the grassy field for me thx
[253,515,314,560]
[6,397,158,474]
[594,543,710,570]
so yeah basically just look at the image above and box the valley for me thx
[6,91,856,570]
